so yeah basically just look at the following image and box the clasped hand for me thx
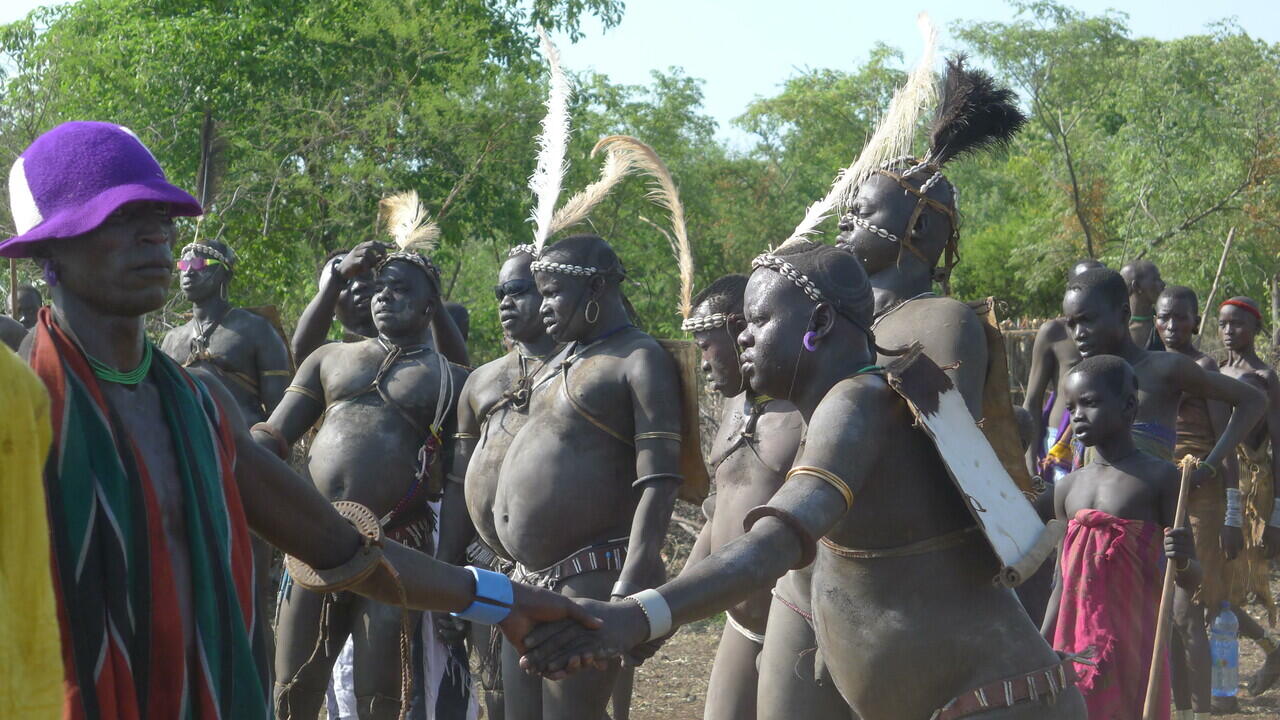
[517,597,661,679]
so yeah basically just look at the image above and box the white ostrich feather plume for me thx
[529,24,573,256]
[379,190,440,253]
[780,13,939,248]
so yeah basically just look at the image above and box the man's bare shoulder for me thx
[822,372,897,418]
[0,315,27,351]
[616,329,677,376]
[1037,317,1067,338]
[468,351,519,384]
[226,307,281,337]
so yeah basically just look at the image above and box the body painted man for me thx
[676,274,816,720]
[523,242,1087,720]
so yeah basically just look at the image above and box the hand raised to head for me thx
[497,583,602,655]
[519,597,651,679]
[337,240,390,279]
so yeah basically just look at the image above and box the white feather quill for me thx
[528,25,573,256]
[780,13,939,248]
[548,142,644,236]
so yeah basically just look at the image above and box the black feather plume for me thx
[194,109,227,211]
[928,56,1027,166]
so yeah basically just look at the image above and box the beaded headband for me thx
[509,243,537,259]
[181,242,236,268]
[528,259,600,278]
[378,251,441,286]
[680,312,741,333]
[751,253,826,305]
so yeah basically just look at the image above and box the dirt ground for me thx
[619,576,1280,720]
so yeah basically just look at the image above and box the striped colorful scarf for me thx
[30,308,268,720]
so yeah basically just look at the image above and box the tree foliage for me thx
[2,0,1279,359]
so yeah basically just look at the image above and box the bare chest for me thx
[323,351,444,421]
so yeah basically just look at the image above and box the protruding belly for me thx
[494,404,636,569]
[307,403,424,516]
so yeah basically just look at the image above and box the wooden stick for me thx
[1142,456,1195,720]
[1199,227,1236,335]
[8,258,15,316]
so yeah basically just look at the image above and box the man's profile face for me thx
[738,270,807,400]
[1155,295,1197,350]
[1219,305,1258,354]
[692,307,744,396]
[497,254,545,344]
[535,263,592,343]
[1063,287,1128,358]
[335,255,377,334]
[839,174,916,274]
[46,200,176,317]
[1063,370,1132,448]
[371,261,434,337]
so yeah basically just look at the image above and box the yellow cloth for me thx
[0,343,61,719]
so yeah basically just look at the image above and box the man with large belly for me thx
[262,250,470,720]
[495,233,682,720]
[521,241,1087,719]
[437,244,562,719]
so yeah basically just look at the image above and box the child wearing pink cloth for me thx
[1042,355,1200,720]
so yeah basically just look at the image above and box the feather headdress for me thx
[925,55,1026,167]
[547,138,647,236]
[379,190,440,254]
[528,25,573,257]
[592,135,694,319]
[780,13,939,248]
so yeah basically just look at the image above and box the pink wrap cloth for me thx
[1053,509,1169,720]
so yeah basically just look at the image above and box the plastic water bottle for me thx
[1211,602,1240,698]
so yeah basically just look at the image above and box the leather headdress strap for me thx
[874,161,961,294]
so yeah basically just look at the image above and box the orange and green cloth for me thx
[29,308,268,719]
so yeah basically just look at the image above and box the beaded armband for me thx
[1225,488,1243,528]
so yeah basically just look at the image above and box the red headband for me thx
[1221,299,1263,322]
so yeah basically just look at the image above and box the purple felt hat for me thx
[0,121,203,258]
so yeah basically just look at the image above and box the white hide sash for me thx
[884,344,1064,587]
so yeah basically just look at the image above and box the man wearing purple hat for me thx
[4,121,599,720]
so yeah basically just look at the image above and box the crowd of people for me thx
[2,22,1279,720]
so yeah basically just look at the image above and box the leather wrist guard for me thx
[285,501,386,593]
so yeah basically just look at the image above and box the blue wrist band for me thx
[452,566,514,625]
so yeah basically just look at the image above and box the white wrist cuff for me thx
[1225,488,1243,528]
[627,588,673,641]
[1270,504,1280,529]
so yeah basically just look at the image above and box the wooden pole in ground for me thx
[1199,227,1236,335]
[1142,456,1195,720]
[8,258,15,316]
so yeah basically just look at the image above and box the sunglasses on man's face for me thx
[177,256,224,272]
[494,279,534,301]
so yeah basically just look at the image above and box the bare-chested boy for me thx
[496,233,682,720]
[523,241,1086,720]
[436,245,562,719]
[1217,296,1280,697]
[1023,258,1104,484]
[1121,259,1167,351]
[1155,285,1242,716]
[675,274,809,720]
[261,250,472,719]
[1042,355,1198,720]
[1062,268,1263,483]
